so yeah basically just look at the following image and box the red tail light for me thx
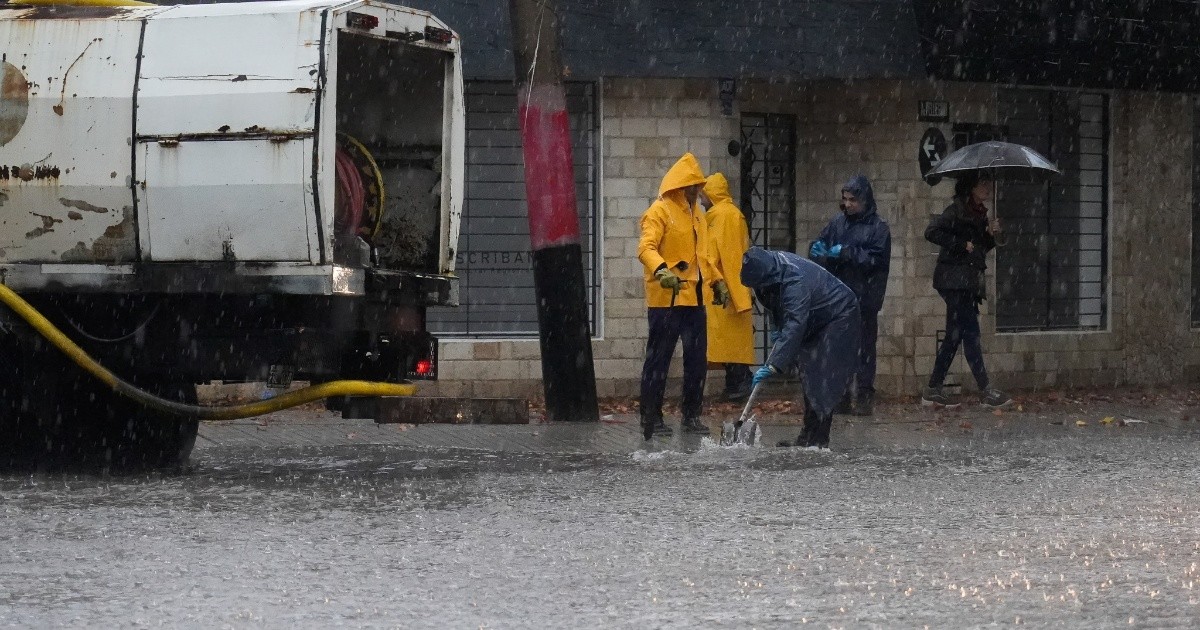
[415,359,433,376]
[424,26,453,44]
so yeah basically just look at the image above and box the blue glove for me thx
[752,365,776,387]
[829,244,844,257]
[809,241,828,258]
[768,330,781,344]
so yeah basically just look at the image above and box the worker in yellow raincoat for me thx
[637,153,730,439]
[700,173,755,402]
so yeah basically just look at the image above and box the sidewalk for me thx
[196,386,1200,455]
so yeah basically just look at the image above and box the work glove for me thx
[712,280,731,306]
[654,267,681,290]
[752,364,777,387]
[828,244,844,257]
[809,241,828,258]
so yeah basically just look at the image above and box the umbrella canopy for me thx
[925,141,1060,181]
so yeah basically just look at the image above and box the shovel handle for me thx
[737,381,763,424]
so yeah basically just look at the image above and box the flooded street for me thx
[3,413,1200,628]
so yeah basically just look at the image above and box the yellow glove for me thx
[654,267,681,290]
[712,280,731,306]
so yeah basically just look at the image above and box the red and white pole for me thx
[508,0,598,422]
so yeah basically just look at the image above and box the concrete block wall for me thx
[427,78,739,401]
[742,80,1197,395]
[425,77,1198,402]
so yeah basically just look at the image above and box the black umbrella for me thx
[925,141,1059,182]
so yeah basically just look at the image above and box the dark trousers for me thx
[723,363,752,393]
[640,306,707,421]
[928,289,989,390]
[854,309,879,397]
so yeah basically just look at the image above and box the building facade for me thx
[406,1,1200,400]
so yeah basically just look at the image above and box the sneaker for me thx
[921,386,960,408]
[980,388,1012,408]
[681,418,709,434]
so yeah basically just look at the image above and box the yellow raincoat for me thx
[703,173,755,365]
[637,153,722,307]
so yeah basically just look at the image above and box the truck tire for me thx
[0,336,198,473]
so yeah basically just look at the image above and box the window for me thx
[995,90,1108,332]
[427,81,600,337]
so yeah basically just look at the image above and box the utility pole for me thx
[508,0,598,422]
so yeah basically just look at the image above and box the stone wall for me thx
[425,77,1197,401]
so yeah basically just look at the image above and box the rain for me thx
[4,0,1200,627]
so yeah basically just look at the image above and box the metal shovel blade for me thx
[720,417,759,447]
[720,382,763,447]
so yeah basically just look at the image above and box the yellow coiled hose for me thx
[0,283,415,421]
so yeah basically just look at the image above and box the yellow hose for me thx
[15,0,157,6]
[338,132,387,239]
[0,282,415,421]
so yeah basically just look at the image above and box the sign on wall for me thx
[918,126,947,185]
[918,100,950,122]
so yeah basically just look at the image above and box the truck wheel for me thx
[0,337,198,472]
[97,379,200,472]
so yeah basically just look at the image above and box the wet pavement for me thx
[3,401,1200,628]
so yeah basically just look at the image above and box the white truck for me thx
[0,0,465,469]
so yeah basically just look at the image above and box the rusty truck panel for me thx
[0,0,464,296]
[0,16,148,263]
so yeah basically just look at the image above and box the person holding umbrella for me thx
[920,171,1011,409]
[742,246,860,450]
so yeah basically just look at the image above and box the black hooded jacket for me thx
[925,197,996,296]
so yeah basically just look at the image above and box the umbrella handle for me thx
[988,214,1008,247]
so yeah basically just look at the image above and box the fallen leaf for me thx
[1100,416,1116,425]
[1075,420,1087,427]
[959,421,973,429]
[1016,405,1024,412]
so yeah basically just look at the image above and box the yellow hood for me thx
[658,152,706,197]
[703,172,734,207]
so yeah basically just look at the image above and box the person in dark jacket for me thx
[809,175,891,415]
[921,171,1011,409]
[742,247,860,450]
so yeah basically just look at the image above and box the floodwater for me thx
[3,422,1200,628]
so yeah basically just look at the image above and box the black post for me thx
[508,0,598,422]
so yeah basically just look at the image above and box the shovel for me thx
[720,381,762,447]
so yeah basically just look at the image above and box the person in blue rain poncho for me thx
[741,246,861,449]
[809,175,891,416]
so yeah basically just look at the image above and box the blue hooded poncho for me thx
[740,247,861,417]
[809,175,892,313]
